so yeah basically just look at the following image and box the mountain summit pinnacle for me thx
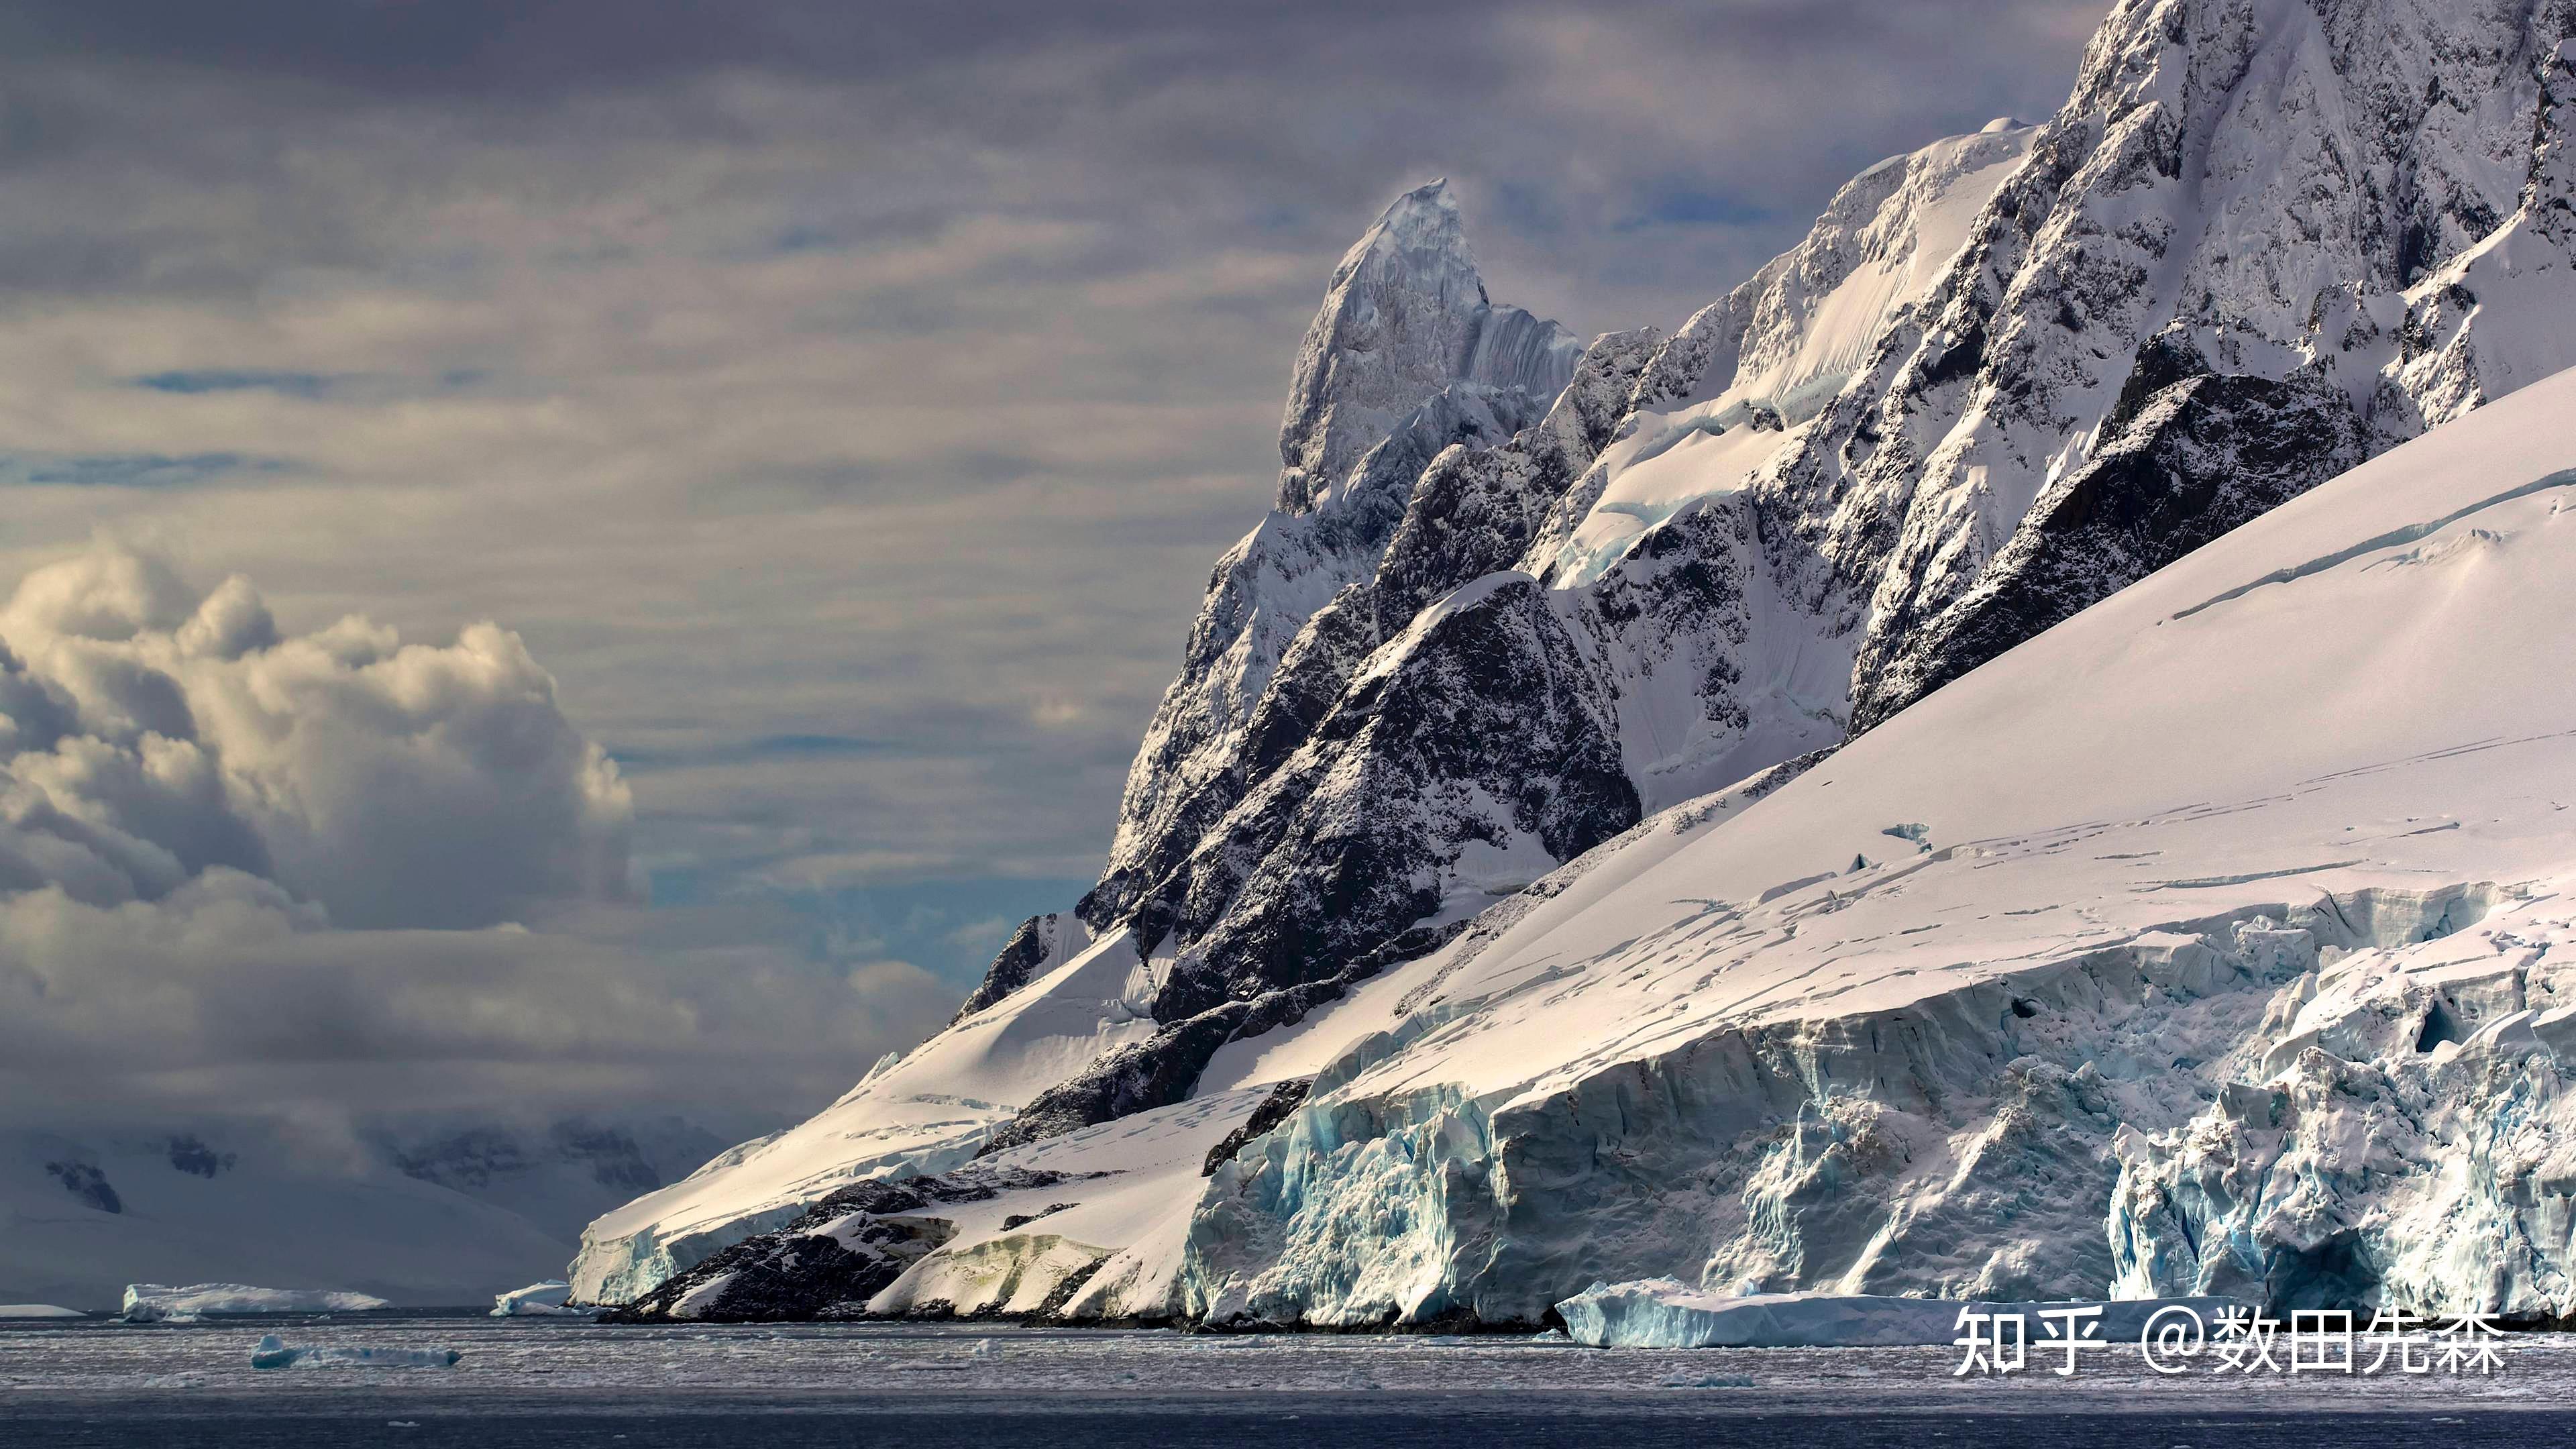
[1275,178,1577,514]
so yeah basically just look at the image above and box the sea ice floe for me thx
[250,1335,460,1370]
[491,1280,596,1318]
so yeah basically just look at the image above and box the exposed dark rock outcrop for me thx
[45,1161,120,1214]
[604,1166,1085,1323]
[1851,360,2379,731]
[953,914,1071,1024]
[1203,1078,1314,1177]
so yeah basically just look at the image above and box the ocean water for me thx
[5,1312,2573,1446]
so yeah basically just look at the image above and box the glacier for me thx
[573,0,2576,1327]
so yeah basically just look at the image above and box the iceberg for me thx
[250,1334,460,1370]
[121,1283,390,1322]
[0,1303,85,1319]
[1556,1281,2241,1349]
[490,1279,595,1318]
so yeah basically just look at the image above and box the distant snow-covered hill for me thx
[1,1116,720,1311]
[573,0,2576,1319]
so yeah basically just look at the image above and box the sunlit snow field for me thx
[7,1315,2576,1446]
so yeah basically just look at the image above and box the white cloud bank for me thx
[0,543,955,1128]
[0,543,631,925]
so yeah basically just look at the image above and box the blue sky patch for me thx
[133,368,341,398]
[0,452,295,488]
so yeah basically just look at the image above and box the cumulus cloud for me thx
[0,544,955,1129]
[0,543,630,926]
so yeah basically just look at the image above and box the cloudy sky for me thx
[0,0,2106,1133]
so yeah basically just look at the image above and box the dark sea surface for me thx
[4,1312,2569,1448]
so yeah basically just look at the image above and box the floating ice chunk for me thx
[123,1283,390,1322]
[250,1335,460,1370]
[968,1337,998,1359]
[0,1303,85,1319]
[490,1280,596,1318]
[1556,1280,2238,1348]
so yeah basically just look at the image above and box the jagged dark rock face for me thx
[1851,360,2378,731]
[388,1117,716,1195]
[1078,333,1648,947]
[952,914,1067,1024]
[606,1167,1080,1322]
[1155,576,1638,1022]
[981,921,1461,1155]
[1063,335,1664,998]
[974,578,1639,1152]
[1203,1079,1313,1177]
[45,1161,120,1214]
[1374,327,1662,626]
[166,1134,235,1179]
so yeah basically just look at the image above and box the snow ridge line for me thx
[2168,468,2576,622]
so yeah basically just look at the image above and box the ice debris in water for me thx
[969,1338,998,1360]
[1557,1281,2241,1348]
[250,1335,461,1370]
[491,1280,596,1318]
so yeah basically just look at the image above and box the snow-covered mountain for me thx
[2,1116,720,1311]
[572,0,2576,1317]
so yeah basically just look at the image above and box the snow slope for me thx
[2,1117,721,1311]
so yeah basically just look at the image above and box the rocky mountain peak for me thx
[1276,179,1580,515]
